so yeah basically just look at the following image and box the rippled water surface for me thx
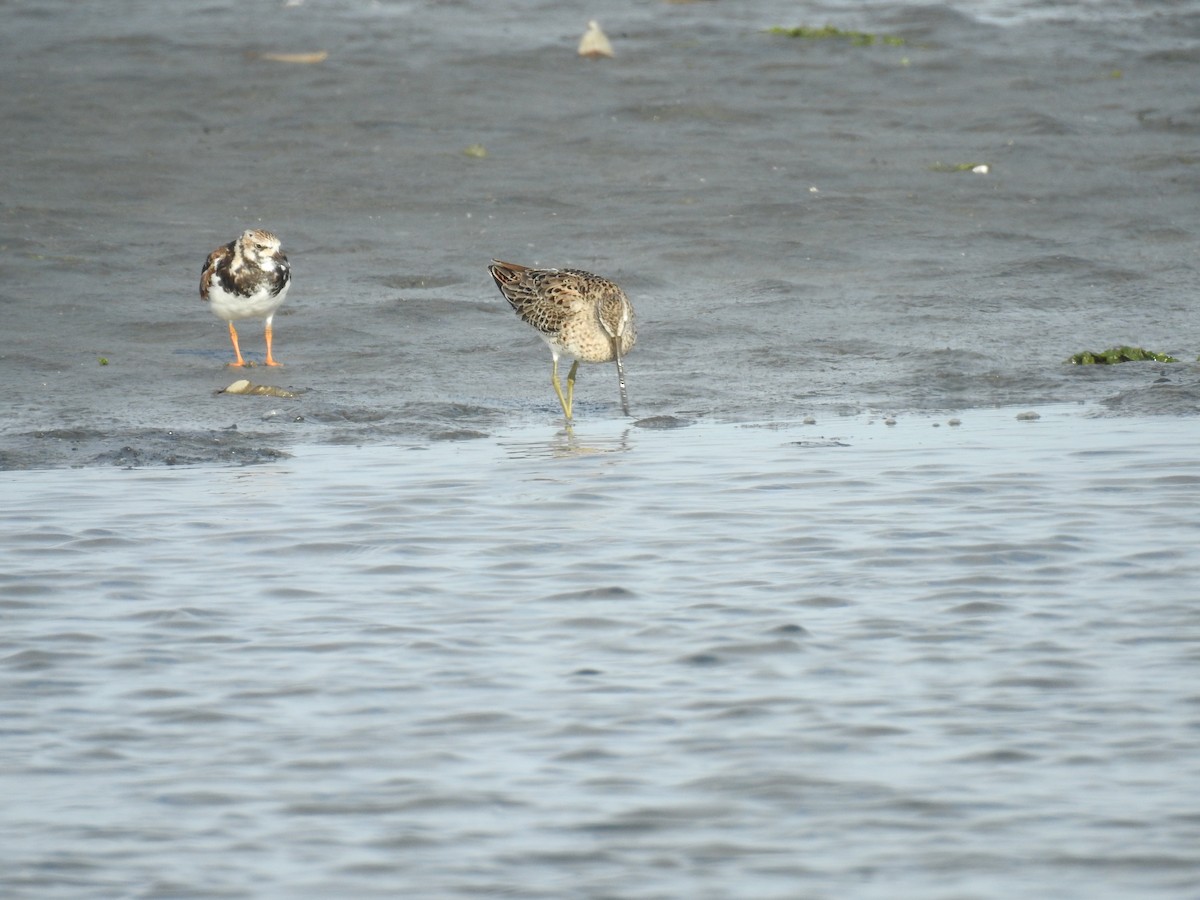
[4,408,1200,898]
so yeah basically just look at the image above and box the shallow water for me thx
[3,408,1200,898]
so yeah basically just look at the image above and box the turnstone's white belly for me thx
[206,273,289,323]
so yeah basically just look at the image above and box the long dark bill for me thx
[613,341,630,417]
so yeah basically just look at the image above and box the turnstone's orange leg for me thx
[226,322,247,367]
[264,321,281,367]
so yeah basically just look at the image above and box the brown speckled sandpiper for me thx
[488,260,636,420]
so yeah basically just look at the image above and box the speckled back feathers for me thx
[488,260,636,364]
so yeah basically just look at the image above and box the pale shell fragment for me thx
[578,20,614,58]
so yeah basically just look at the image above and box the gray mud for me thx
[2,0,1198,468]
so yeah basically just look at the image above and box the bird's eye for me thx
[255,243,268,251]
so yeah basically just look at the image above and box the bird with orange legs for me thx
[200,229,291,367]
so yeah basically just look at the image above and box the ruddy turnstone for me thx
[488,260,636,420]
[200,228,291,367]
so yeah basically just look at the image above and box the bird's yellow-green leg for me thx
[551,357,573,420]
[565,360,580,419]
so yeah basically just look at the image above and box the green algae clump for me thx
[768,25,905,46]
[930,161,990,173]
[1068,347,1178,365]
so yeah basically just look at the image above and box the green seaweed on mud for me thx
[930,161,989,173]
[768,25,906,46]
[1067,347,1178,365]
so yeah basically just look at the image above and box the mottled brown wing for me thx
[200,241,234,303]
[490,261,586,337]
[487,260,530,303]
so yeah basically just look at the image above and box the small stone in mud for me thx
[1016,411,1041,421]
[220,380,299,399]
[633,415,694,430]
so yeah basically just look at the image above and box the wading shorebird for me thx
[488,260,636,421]
[200,229,291,367]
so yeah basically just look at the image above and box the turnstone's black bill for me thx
[488,260,636,420]
[200,229,291,367]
